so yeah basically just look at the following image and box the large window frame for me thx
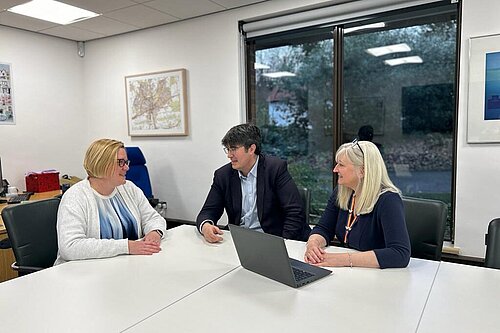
[243,0,461,241]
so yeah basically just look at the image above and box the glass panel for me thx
[250,30,334,222]
[342,12,457,239]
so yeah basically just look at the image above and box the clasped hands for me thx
[128,230,162,255]
[304,238,349,267]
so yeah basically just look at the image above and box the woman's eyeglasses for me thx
[117,159,130,167]
[351,138,364,159]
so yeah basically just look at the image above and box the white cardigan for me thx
[54,179,166,265]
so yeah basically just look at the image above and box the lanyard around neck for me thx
[344,195,358,244]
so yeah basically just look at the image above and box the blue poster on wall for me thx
[484,52,500,120]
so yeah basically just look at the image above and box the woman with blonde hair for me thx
[54,139,166,265]
[304,140,410,268]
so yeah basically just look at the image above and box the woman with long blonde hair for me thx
[304,140,410,268]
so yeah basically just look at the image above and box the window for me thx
[245,1,459,239]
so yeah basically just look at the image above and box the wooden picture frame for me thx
[125,69,188,136]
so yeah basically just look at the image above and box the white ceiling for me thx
[0,0,271,41]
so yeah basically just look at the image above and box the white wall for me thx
[0,26,86,189]
[1,0,498,258]
[454,0,500,258]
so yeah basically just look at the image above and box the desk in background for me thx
[0,190,61,282]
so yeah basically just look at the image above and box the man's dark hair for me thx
[358,125,374,142]
[222,123,262,155]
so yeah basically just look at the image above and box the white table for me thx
[125,239,441,333]
[417,261,500,333]
[0,225,240,332]
[1,225,498,333]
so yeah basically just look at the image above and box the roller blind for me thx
[241,0,445,38]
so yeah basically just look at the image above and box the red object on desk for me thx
[25,171,60,193]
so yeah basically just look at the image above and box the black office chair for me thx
[402,196,447,261]
[485,218,500,269]
[1,198,60,275]
[297,187,311,225]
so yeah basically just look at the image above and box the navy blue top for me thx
[311,188,410,268]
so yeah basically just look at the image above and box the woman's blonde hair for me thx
[336,140,400,215]
[84,139,124,178]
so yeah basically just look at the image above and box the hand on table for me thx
[128,238,161,255]
[201,224,223,243]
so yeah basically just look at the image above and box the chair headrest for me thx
[126,147,146,166]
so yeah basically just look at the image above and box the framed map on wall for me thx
[125,69,188,136]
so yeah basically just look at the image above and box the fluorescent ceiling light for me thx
[384,56,423,66]
[345,22,386,34]
[366,43,411,57]
[255,63,270,69]
[7,0,99,25]
[263,71,296,78]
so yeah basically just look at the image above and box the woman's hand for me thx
[128,239,161,255]
[144,230,162,244]
[304,236,326,264]
[313,253,350,267]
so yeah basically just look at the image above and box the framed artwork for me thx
[125,69,188,136]
[0,62,15,125]
[467,34,500,143]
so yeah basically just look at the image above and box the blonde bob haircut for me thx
[336,140,400,215]
[84,139,125,178]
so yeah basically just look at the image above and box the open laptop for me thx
[229,225,331,288]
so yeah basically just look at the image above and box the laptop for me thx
[229,225,331,288]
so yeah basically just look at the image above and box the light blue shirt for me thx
[239,156,263,232]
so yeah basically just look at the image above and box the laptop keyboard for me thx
[292,267,314,281]
[8,192,32,204]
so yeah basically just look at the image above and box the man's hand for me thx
[201,223,224,243]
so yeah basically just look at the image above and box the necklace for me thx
[344,194,359,243]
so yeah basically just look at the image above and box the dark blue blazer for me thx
[196,155,311,241]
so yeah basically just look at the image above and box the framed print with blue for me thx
[468,34,500,143]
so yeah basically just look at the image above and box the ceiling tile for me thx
[41,25,105,41]
[0,11,57,32]
[144,0,224,20]
[71,15,139,36]
[105,4,178,28]
[59,0,137,13]
[210,0,269,9]
[0,0,27,11]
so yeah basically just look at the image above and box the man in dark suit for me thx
[197,124,311,243]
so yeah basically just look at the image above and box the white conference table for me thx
[0,225,498,333]
[125,238,440,333]
[417,261,500,333]
[0,225,240,332]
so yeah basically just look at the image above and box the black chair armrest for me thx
[11,262,45,274]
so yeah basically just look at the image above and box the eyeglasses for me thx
[117,159,130,167]
[351,138,364,159]
[223,146,242,155]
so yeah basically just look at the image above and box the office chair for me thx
[125,147,159,207]
[1,198,60,275]
[298,187,311,225]
[485,218,500,269]
[402,196,447,261]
